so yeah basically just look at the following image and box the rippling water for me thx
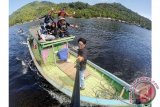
[9,18,151,107]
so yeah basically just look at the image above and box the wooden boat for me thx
[27,26,137,106]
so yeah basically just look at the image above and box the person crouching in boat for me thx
[45,22,57,37]
[76,38,88,90]
[38,22,56,41]
[57,17,78,38]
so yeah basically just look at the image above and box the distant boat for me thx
[27,26,142,106]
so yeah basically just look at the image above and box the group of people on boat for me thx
[38,8,78,41]
[38,8,87,90]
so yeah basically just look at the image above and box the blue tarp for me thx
[57,48,68,60]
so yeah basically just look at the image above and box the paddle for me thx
[70,61,80,107]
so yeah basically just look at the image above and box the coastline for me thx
[9,17,150,30]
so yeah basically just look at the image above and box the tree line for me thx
[9,1,151,30]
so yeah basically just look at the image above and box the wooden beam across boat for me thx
[41,37,75,48]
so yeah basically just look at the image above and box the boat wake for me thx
[46,89,70,105]
[17,31,27,36]
[16,57,21,61]
[18,56,43,78]
[16,56,35,74]
[21,60,29,74]
[20,41,27,45]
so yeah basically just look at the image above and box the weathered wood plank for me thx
[56,61,91,80]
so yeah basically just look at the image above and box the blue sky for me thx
[9,0,151,20]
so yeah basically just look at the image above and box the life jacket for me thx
[58,11,66,17]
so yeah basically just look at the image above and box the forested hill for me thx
[9,1,151,30]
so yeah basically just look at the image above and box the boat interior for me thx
[28,27,129,100]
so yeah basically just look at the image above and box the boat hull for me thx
[27,36,135,106]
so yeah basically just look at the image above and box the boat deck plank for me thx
[56,61,91,80]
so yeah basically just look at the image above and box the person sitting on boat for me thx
[57,7,75,18]
[45,22,57,37]
[57,17,78,38]
[76,38,88,90]
[38,23,56,41]
[39,22,47,34]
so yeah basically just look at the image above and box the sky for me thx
[9,0,151,20]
